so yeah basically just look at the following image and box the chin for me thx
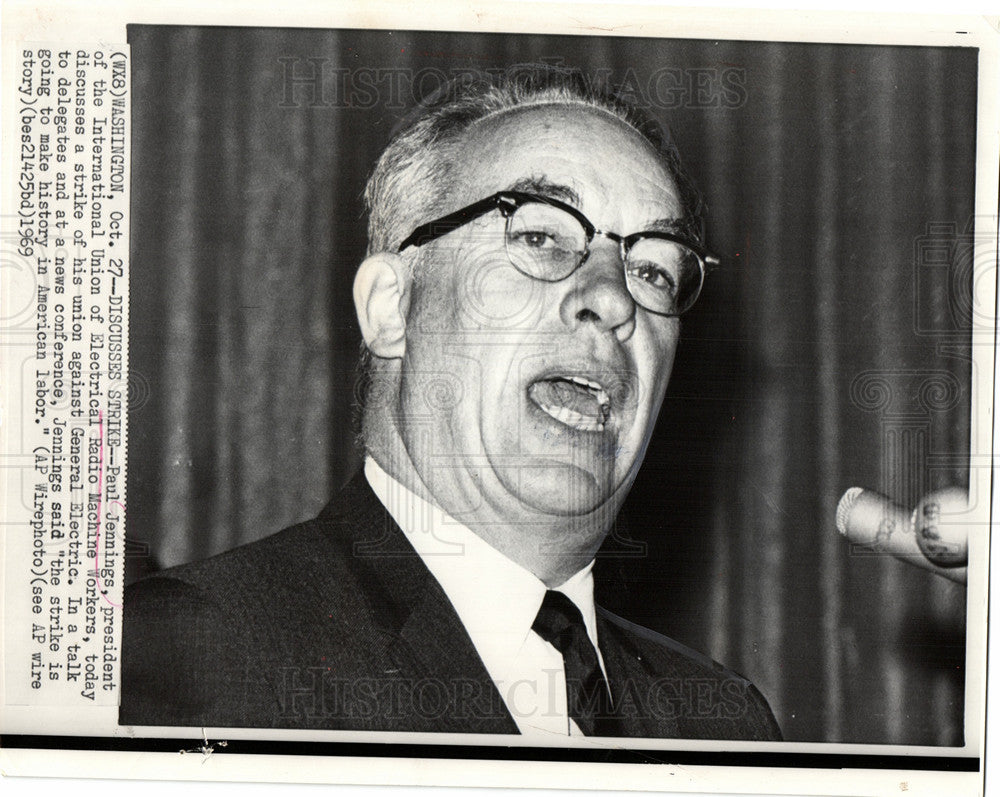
[494,460,615,516]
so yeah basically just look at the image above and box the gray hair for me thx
[363,64,704,255]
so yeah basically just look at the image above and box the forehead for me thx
[451,103,682,224]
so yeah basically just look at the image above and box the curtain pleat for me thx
[127,28,976,745]
[156,27,203,567]
[814,45,845,743]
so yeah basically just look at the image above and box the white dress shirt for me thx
[365,457,607,738]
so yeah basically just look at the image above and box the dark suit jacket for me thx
[121,474,781,739]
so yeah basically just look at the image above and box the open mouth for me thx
[527,375,612,433]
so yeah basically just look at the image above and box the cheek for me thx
[442,235,549,330]
[633,321,680,415]
[412,236,550,333]
[647,318,680,368]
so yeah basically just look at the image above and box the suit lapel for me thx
[322,473,518,734]
[390,575,519,733]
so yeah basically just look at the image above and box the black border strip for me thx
[0,735,980,771]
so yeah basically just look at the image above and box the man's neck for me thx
[364,437,613,588]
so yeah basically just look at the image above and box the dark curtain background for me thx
[125,26,977,746]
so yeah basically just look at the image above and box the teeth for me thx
[565,376,611,410]
[567,375,601,390]
[537,402,605,432]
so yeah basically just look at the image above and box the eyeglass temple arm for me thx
[397,194,508,251]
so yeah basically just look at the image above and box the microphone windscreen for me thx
[835,487,967,585]
[835,487,865,537]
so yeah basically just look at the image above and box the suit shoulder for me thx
[140,518,336,594]
[120,573,249,726]
[597,607,783,741]
[120,519,345,728]
[598,606,742,680]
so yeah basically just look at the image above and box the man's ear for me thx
[353,252,411,359]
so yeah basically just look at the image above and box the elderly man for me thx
[121,66,781,740]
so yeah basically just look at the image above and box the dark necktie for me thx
[531,589,618,736]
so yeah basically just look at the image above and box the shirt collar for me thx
[364,457,601,680]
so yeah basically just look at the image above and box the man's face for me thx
[398,103,683,524]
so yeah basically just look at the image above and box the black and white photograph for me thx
[1,2,997,795]
[119,24,981,746]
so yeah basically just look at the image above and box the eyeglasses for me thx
[398,190,716,316]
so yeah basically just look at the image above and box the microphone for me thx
[835,487,969,585]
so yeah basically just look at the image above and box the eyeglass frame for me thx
[396,190,719,316]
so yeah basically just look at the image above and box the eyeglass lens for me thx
[503,202,702,315]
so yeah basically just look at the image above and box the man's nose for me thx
[558,241,636,341]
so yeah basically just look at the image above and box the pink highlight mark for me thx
[95,410,122,609]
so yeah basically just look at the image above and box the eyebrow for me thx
[506,175,690,237]
[642,217,688,235]
[506,176,582,207]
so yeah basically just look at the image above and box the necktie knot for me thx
[532,589,586,653]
